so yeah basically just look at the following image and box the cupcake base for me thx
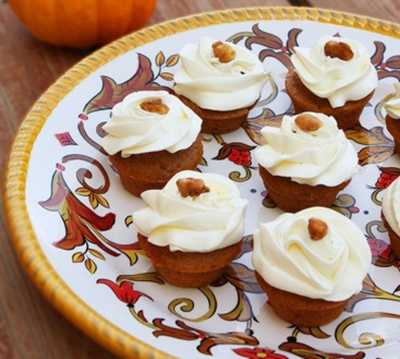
[109,134,203,197]
[259,166,349,212]
[382,214,400,257]
[386,115,400,154]
[176,94,255,134]
[138,234,242,287]
[256,273,347,327]
[285,69,374,130]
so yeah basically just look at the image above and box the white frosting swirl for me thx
[101,91,201,157]
[174,37,268,111]
[254,112,359,186]
[382,177,400,236]
[291,36,378,108]
[133,170,248,252]
[253,207,371,301]
[384,83,400,120]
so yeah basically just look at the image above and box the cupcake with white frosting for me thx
[174,37,268,134]
[384,84,400,154]
[254,112,359,212]
[101,90,203,196]
[253,207,371,327]
[133,170,248,287]
[382,176,400,257]
[286,36,378,130]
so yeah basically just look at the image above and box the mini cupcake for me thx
[133,170,248,287]
[287,36,378,130]
[383,84,400,154]
[382,176,400,257]
[253,207,371,327]
[101,91,202,197]
[174,37,268,134]
[254,112,359,212]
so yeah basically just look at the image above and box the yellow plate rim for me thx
[4,6,400,359]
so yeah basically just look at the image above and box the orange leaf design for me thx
[95,193,110,208]
[89,193,98,209]
[124,215,133,227]
[84,258,97,274]
[75,187,91,196]
[296,326,330,339]
[72,252,85,263]
[155,51,165,66]
[166,54,179,67]
[88,248,105,260]
[358,146,393,166]
[160,72,174,81]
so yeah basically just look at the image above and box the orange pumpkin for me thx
[9,0,157,48]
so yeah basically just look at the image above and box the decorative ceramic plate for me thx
[5,7,400,359]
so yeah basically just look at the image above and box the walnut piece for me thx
[140,98,169,114]
[324,40,354,61]
[295,114,322,132]
[176,178,210,198]
[308,218,328,241]
[212,41,236,63]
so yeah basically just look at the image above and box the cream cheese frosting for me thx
[382,177,400,236]
[252,207,371,301]
[291,36,378,108]
[174,37,268,111]
[254,112,359,187]
[133,170,248,252]
[101,91,201,157]
[383,83,400,120]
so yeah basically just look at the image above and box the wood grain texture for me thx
[0,0,399,358]
[308,0,400,23]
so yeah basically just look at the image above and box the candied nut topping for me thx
[140,98,169,114]
[308,218,328,241]
[176,177,210,198]
[295,114,323,132]
[324,40,354,61]
[212,41,236,63]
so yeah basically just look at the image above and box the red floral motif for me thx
[234,347,287,359]
[229,148,252,167]
[97,279,152,305]
[375,167,400,189]
[213,142,255,167]
[55,132,77,146]
[39,169,118,256]
[368,237,392,259]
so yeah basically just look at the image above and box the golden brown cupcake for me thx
[101,90,203,197]
[382,176,400,257]
[174,37,268,134]
[287,36,378,130]
[133,170,248,287]
[383,84,400,154]
[252,207,371,327]
[254,112,359,212]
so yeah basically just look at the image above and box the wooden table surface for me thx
[1,0,399,358]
